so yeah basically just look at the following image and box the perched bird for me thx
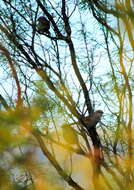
[61,124,79,145]
[36,16,50,34]
[82,110,103,129]
[70,110,103,130]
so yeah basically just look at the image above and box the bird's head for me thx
[96,110,103,114]
[37,16,46,22]
[94,110,103,119]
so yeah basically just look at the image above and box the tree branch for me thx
[0,94,9,110]
[33,130,85,190]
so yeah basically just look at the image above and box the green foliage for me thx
[0,0,134,189]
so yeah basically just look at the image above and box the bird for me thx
[69,110,103,130]
[36,16,50,34]
[82,110,103,129]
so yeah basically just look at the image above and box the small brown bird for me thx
[37,16,50,34]
[70,110,103,130]
[82,110,103,129]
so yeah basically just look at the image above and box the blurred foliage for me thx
[0,0,134,190]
